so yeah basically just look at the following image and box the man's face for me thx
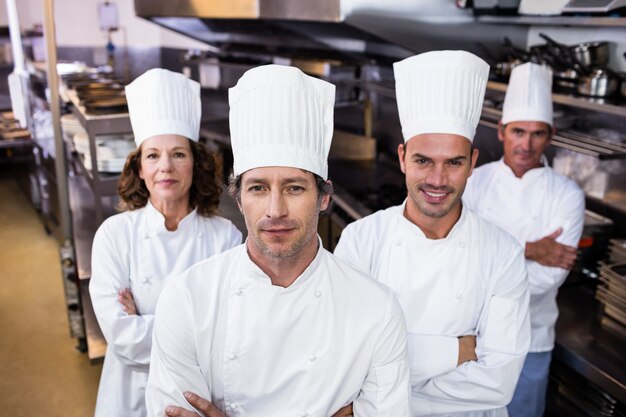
[399,133,478,220]
[499,121,551,177]
[239,166,330,259]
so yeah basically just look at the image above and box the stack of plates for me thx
[596,262,626,333]
[609,240,626,263]
[60,114,86,143]
[73,131,134,173]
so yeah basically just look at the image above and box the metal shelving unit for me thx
[481,106,626,160]
[476,15,626,27]
[67,90,132,223]
[488,81,626,118]
[0,137,34,165]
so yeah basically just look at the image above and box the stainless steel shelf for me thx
[68,90,131,222]
[0,137,34,149]
[80,280,106,363]
[74,154,120,196]
[341,79,396,99]
[487,81,626,118]
[555,282,626,405]
[480,108,626,159]
[477,15,626,27]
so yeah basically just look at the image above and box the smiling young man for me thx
[334,51,530,417]
[463,62,585,417]
[145,64,411,417]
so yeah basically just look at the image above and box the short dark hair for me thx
[117,139,223,217]
[227,170,333,215]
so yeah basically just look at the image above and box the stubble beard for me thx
[249,209,320,260]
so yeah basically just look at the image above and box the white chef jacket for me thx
[89,201,242,417]
[463,158,585,352]
[334,203,530,417]
[145,239,411,417]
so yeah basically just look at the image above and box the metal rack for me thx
[0,137,34,165]
[476,15,626,27]
[487,81,626,118]
[67,90,132,223]
[480,106,626,160]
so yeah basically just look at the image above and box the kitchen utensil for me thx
[81,97,128,115]
[539,33,591,76]
[495,58,523,78]
[553,68,580,91]
[503,37,530,62]
[570,40,610,68]
[577,68,619,97]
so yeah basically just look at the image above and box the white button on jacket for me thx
[89,201,242,417]
[463,158,585,352]
[145,240,411,417]
[334,203,531,417]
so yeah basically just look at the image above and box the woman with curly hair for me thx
[89,68,241,417]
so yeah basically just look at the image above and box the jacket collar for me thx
[144,199,198,235]
[396,199,467,241]
[497,156,549,184]
[242,235,324,290]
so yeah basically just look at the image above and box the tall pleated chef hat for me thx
[125,68,201,147]
[393,50,489,143]
[501,62,553,127]
[229,64,335,180]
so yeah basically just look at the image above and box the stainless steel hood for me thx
[134,0,418,64]
[134,0,342,21]
[134,0,528,67]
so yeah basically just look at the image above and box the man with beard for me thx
[334,51,530,417]
[463,62,585,417]
[145,64,411,417]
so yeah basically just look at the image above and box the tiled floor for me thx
[0,177,102,417]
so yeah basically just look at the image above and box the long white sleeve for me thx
[145,278,213,417]
[89,222,154,368]
[411,244,530,416]
[525,186,585,296]
[354,293,411,417]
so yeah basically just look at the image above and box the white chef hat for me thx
[229,64,335,180]
[125,68,201,147]
[393,50,489,143]
[501,62,553,127]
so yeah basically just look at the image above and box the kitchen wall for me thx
[0,0,208,49]
[0,0,215,79]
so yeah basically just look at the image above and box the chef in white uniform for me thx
[145,64,411,417]
[89,68,242,417]
[463,62,585,417]
[334,51,531,417]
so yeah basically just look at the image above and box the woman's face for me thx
[139,134,194,207]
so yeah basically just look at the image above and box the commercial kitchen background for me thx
[1,0,625,416]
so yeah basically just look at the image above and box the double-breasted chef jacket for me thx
[145,239,411,417]
[334,203,531,417]
[89,201,242,417]
[463,158,585,353]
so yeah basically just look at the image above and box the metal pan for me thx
[570,41,610,68]
[577,68,619,97]
[82,97,128,115]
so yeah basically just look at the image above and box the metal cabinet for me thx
[68,90,132,223]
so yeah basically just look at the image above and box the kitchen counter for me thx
[554,280,626,404]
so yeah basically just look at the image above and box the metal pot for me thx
[553,68,579,90]
[569,41,610,68]
[495,58,522,78]
[577,68,619,97]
